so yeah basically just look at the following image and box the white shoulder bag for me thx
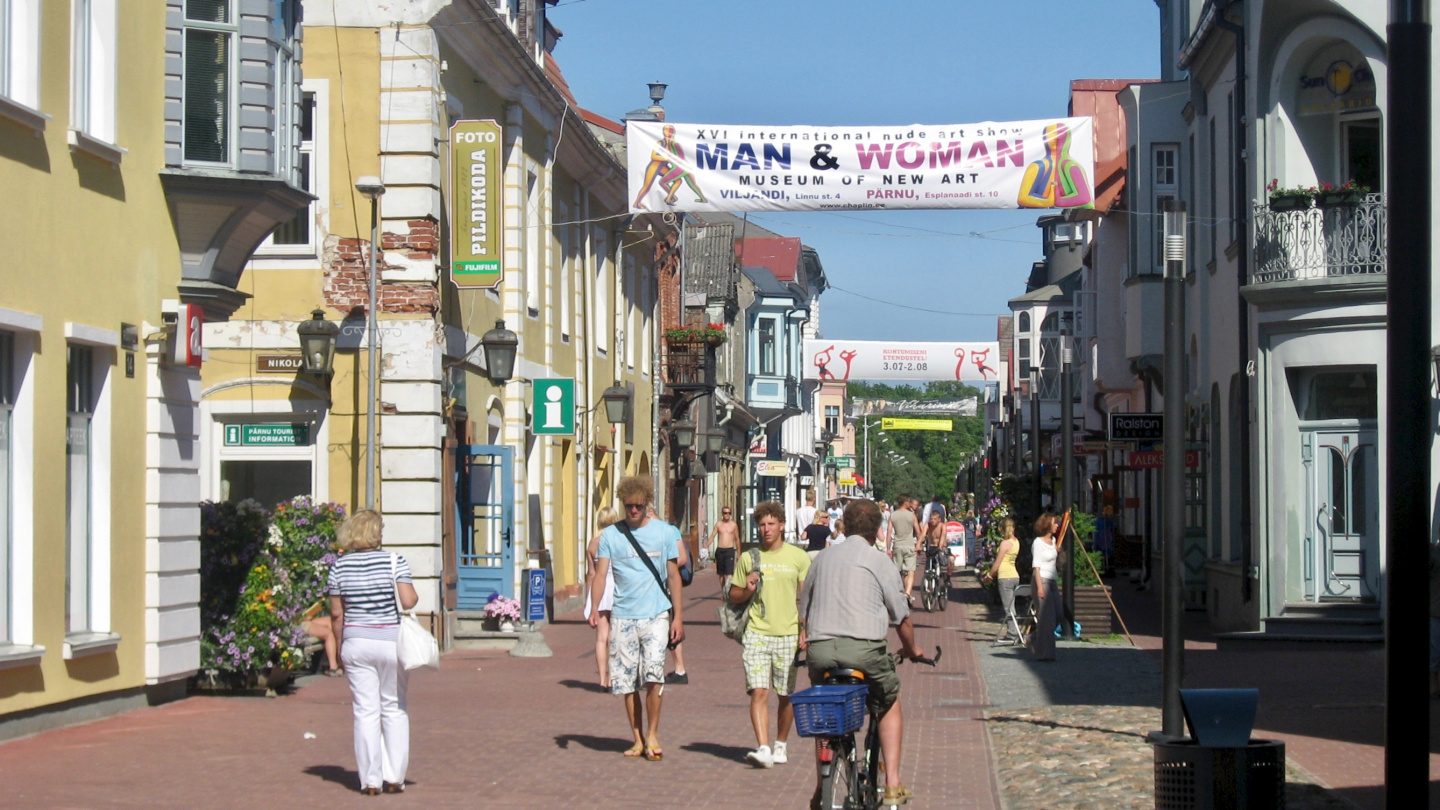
[391,553,440,671]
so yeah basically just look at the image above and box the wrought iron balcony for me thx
[663,341,717,391]
[1251,194,1386,284]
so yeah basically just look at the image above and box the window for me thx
[1341,118,1382,192]
[71,0,116,143]
[266,91,315,248]
[624,255,637,372]
[1153,144,1179,273]
[758,317,776,375]
[593,226,608,353]
[183,0,235,163]
[824,405,839,436]
[1017,311,1030,333]
[1017,337,1031,377]
[66,345,95,633]
[557,200,571,339]
[0,331,12,643]
[1187,134,1195,272]
[1208,117,1217,266]
[1127,145,1139,277]
[1,0,41,111]
[1226,92,1235,243]
[525,168,540,315]
[271,0,299,179]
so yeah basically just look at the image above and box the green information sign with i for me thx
[531,379,575,435]
[224,424,311,446]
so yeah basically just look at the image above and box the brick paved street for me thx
[0,575,999,809]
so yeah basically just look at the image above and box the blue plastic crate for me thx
[791,684,868,737]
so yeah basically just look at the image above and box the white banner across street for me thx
[804,340,1000,382]
[627,118,1095,213]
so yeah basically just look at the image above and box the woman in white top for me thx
[584,507,621,689]
[1030,512,1063,662]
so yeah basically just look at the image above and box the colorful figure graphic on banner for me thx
[953,347,967,380]
[633,125,706,209]
[1017,122,1093,209]
[838,349,858,380]
[970,348,996,380]
[813,345,836,380]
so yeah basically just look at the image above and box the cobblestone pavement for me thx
[0,573,999,809]
[957,577,1356,810]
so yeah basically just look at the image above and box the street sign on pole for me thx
[526,568,547,623]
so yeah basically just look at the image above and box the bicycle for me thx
[920,548,948,613]
[792,647,941,810]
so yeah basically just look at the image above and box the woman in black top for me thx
[803,511,833,552]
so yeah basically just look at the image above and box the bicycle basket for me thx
[790,684,868,737]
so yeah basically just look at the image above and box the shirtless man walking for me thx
[709,506,741,588]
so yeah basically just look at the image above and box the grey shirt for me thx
[889,509,918,549]
[800,536,910,642]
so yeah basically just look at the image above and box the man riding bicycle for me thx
[799,499,925,807]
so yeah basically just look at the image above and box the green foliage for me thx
[199,496,347,676]
[852,381,984,502]
[1067,510,1101,586]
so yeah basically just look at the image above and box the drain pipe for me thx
[1214,3,1253,603]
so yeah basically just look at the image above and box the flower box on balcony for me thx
[663,324,727,347]
[1316,190,1366,209]
[1268,193,1311,212]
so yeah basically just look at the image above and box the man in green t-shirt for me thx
[730,500,811,769]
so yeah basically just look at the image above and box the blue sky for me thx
[549,0,1161,343]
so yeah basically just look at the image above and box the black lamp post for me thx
[705,429,726,454]
[296,308,339,376]
[481,319,519,383]
[672,419,696,449]
[601,383,630,425]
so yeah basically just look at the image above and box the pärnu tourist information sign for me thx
[450,120,503,289]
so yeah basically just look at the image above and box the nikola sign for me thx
[628,118,1095,212]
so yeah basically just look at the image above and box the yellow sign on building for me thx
[881,417,952,431]
[450,120,503,288]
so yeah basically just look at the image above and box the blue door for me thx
[455,445,515,607]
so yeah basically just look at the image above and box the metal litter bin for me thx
[1153,689,1285,809]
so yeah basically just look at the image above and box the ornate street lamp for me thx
[601,383,631,425]
[671,419,696,449]
[481,319,519,383]
[705,429,726,454]
[296,308,338,375]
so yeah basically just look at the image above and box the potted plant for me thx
[663,323,728,346]
[483,595,522,632]
[1266,179,1314,212]
[1067,510,1114,637]
[1315,180,1369,208]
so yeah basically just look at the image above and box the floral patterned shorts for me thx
[608,614,669,696]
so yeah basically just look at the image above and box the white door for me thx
[1304,430,1378,601]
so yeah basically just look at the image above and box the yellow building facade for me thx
[1,0,308,733]
[201,1,659,640]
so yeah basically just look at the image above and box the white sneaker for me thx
[745,744,774,769]
[771,740,788,764]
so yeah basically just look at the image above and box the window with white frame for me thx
[525,168,540,315]
[1152,144,1179,273]
[593,226,608,353]
[1,0,41,111]
[758,316,776,375]
[271,0,299,180]
[624,255,637,372]
[183,0,236,163]
[66,344,96,634]
[557,200,571,340]
[0,331,12,644]
[71,0,117,144]
[1017,311,1030,333]
[1208,117,1217,267]
[264,90,316,251]
[824,404,839,436]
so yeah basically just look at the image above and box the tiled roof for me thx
[579,108,623,134]
[543,52,578,106]
[735,236,801,282]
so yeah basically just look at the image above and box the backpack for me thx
[718,548,764,643]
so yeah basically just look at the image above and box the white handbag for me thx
[391,553,440,671]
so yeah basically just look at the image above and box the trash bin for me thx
[1153,689,1286,810]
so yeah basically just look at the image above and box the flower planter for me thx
[1315,190,1365,208]
[1072,585,1116,636]
[1267,194,1311,212]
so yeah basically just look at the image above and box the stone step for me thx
[1215,629,1383,651]
[1279,601,1380,619]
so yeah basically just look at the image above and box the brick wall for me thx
[324,221,439,314]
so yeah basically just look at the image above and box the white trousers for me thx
[342,636,410,789]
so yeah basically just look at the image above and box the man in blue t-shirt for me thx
[589,476,684,761]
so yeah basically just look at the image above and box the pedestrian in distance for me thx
[584,506,621,689]
[708,506,741,589]
[650,506,691,686]
[792,491,818,544]
[1031,512,1063,662]
[802,511,832,560]
[799,499,925,807]
[730,501,812,768]
[327,510,418,795]
[982,517,1023,645]
[889,493,920,601]
[588,477,685,761]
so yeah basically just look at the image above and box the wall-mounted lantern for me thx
[296,308,339,375]
[705,429,726,454]
[481,319,519,383]
[602,383,631,424]
[672,419,696,449]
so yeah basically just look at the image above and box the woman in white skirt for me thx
[329,510,418,795]
[584,507,621,689]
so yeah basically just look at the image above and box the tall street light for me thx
[1060,326,1076,640]
[355,175,385,510]
[862,417,881,498]
[1385,0,1430,798]
[1160,199,1187,739]
[1030,368,1041,511]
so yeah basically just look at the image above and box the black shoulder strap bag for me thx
[616,521,680,648]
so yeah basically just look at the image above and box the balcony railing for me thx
[1251,193,1386,284]
[663,341,717,391]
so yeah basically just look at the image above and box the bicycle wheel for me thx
[938,573,949,610]
[819,736,854,810]
[922,578,935,613]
